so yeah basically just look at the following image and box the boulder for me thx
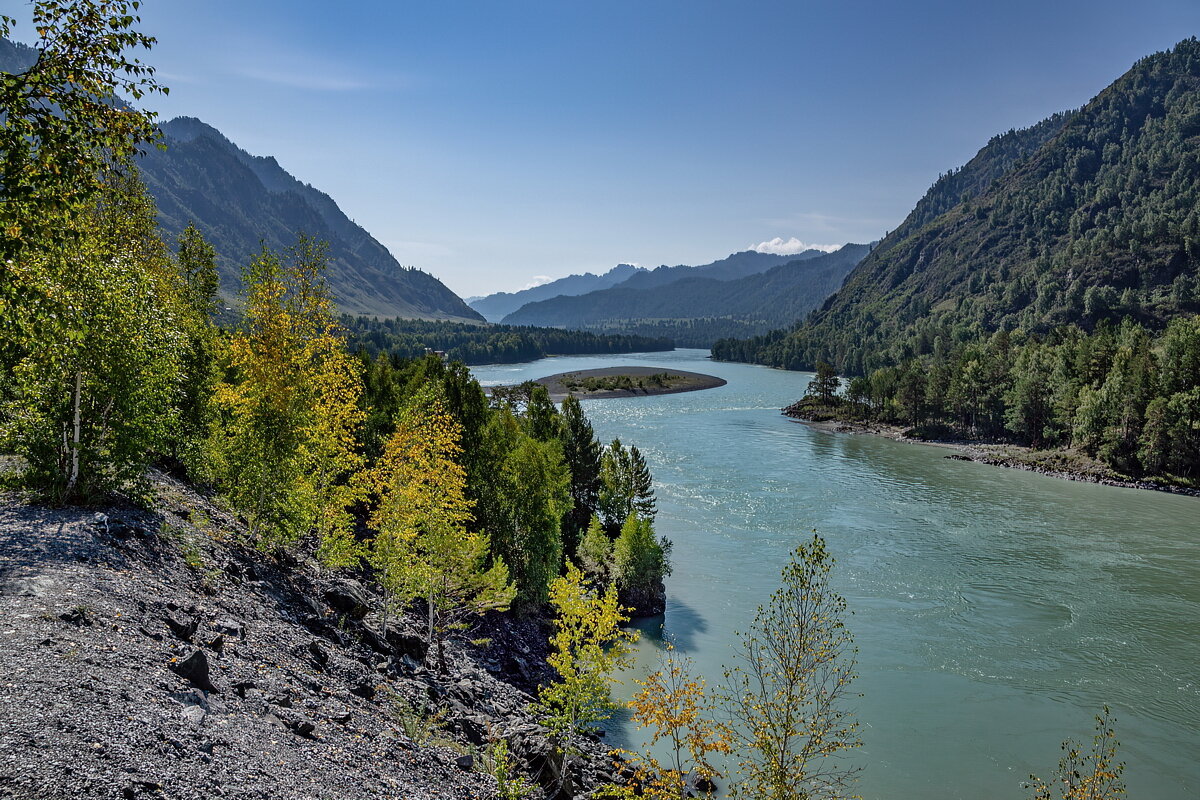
[170,649,218,693]
[619,581,666,618]
[165,614,199,641]
[323,579,372,619]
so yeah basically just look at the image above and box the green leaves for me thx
[1,165,187,503]
[534,562,637,737]
[1,1,166,265]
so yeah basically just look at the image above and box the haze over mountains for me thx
[502,245,868,347]
[468,263,645,322]
[466,248,862,347]
[714,38,1200,373]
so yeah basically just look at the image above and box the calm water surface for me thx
[471,349,1200,799]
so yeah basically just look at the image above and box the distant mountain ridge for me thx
[713,38,1200,372]
[470,249,816,324]
[503,245,868,347]
[468,263,645,322]
[139,117,483,321]
[499,249,823,330]
[610,249,821,292]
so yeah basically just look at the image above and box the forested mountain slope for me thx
[139,118,484,321]
[0,32,481,322]
[714,39,1200,374]
[504,244,866,338]
[468,263,645,321]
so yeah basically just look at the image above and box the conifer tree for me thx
[599,439,657,535]
[613,515,672,596]
[577,516,613,585]
[558,395,603,558]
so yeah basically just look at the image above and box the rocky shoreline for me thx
[786,409,1200,499]
[0,471,619,800]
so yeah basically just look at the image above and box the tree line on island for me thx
[0,3,1130,798]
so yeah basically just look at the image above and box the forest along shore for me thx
[789,413,1200,498]
[529,366,727,401]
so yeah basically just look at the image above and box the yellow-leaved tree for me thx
[369,391,515,673]
[534,562,637,796]
[536,561,638,735]
[719,533,861,800]
[1027,707,1125,800]
[208,235,364,555]
[606,643,732,800]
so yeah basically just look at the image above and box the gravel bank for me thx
[0,472,617,800]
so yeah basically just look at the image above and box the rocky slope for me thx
[0,472,616,800]
[140,118,485,323]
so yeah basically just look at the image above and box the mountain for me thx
[138,118,483,321]
[609,249,822,292]
[0,38,480,322]
[468,263,645,321]
[714,39,1200,373]
[501,250,830,328]
[502,245,868,347]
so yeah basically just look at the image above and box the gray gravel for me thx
[0,472,615,800]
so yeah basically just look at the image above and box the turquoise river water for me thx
[470,348,1200,799]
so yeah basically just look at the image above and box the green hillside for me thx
[714,39,1200,374]
[341,316,673,365]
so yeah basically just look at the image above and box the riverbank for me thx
[0,470,616,800]
[533,366,726,400]
[792,416,1200,498]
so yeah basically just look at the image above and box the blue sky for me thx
[55,1,1200,295]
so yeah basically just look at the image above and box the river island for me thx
[531,366,727,400]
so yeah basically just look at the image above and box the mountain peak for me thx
[141,119,482,321]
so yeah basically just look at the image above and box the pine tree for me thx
[600,439,657,535]
[558,395,603,558]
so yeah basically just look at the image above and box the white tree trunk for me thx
[65,370,83,497]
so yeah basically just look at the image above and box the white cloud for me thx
[750,236,842,255]
[522,275,554,290]
[237,68,372,92]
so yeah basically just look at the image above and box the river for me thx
[470,348,1200,799]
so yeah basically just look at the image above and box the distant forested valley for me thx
[341,317,673,365]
